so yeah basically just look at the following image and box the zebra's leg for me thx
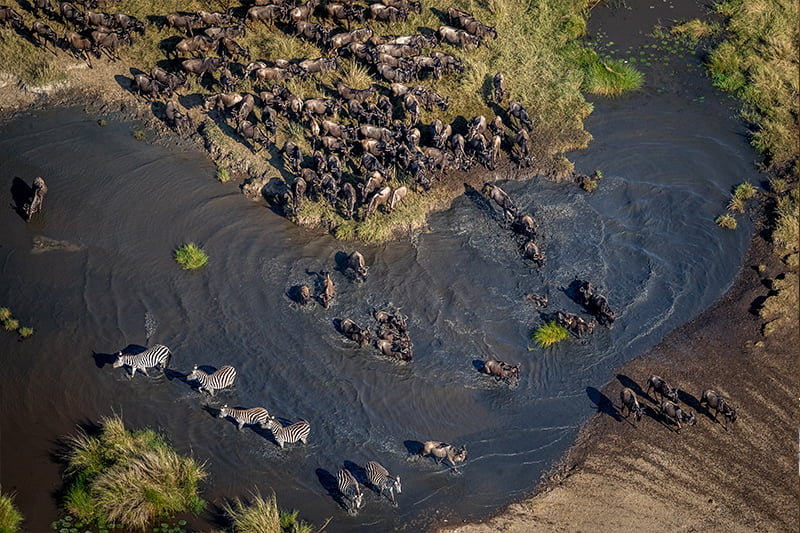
[208,388,215,397]
[237,421,244,431]
[141,367,150,377]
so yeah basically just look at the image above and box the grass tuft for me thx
[581,56,644,96]
[3,319,19,332]
[61,415,206,531]
[532,321,569,348]
[132,129,146,141]
[216,165,231,183]
[727,195,745,213]
[715,214,738,230]
[733,182,757,200]
[0,488,23,533]
[772,186,798,252]
[0,308,10,321]
[174,243,208,270]
[17,327,33,339]
[671,19,715,42]
[222,491,280,533]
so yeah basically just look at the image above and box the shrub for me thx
[670,19,715,41]
[174,243,208,270]
[61,415,207,531]
[581,55,644,97]
[2,319,18,332]
[0,489,23,533]
[727,195,745,213]
[17,327,33,339]
[532,321,569,348]
[733,182,757,200]
[715,214,738,230]
[0,308,10,321]
[222,491,312,533]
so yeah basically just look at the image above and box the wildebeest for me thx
[554,310,593,336]
[218,37,250,61]
[289,0,318,22]
[449,10,497,40]
[512,213,536,240]
[173,35,215,57]
[515,128,532,166]
[181,57,227,77]
[437,25,480,49]
[0,6,24,29]
[238,120,271,152]
[431,51,464,74]
[165,12,199,35]
[83,10,113,27]
[323,3,366,26]
[303,97,340,120]
[234,93,256,124]
[319,271,335,307]
[420,441,467,472]
[133,74,172,99]
[700,389,737,428]
[431,119,451,149]
[32,20,60,51]
[389,186,407,212]
[364,186,391,220]
[90,29,132,60]
[660,400,696,432]
[482,182,519,220]
[336,82,374,104]
[112,13,145,35]
[341,182,357,219]
[282,141,303,174]
[369,3,408,22]
[246,4,285,25]
[345,251,368,279]
[299,56,338,75]
[150,66,186,92]
[165,99,191,134]
[374,338,412,361]
[64,31,99,65]
[526,293,548,308]
[359,171,383,204]
[619,387,644,422]
[329,26,372,48]
[375,42,419,58]
[403,93,419,125]
[380,0,421,14]
[576,280,616,324]
[493,71,506,104]
[509,100,534,131]
[483,359,520,384]
[376,63,413,84]
[522,240,544,267]
[337,318,372,346]
[58,2,82,24]
[23,177,47,221]
[420,146,451,170]
[203,92,243,112]
[197,10,231,26]
[251,66,293,83]
[646,374,679,403]
[204,24,246,41]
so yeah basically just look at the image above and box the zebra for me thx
[265,417,311,448]
[112,344,171,379]
[187,364,236,396]
[337,468,363,513]
[365,460,401,504]
[217,405,270,431]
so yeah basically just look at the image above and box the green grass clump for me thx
[97,119,107,127]
[216,165,231,183]
[670,19,715,42]
[726,195,745,213]
[222,492,311,533]
[0,308,10,321]
[132,129,146,141]
[772,186,798,252]
[61,415,206,531]
[174,243,208,270]
[0,489,23,533]
[715,214,738,230]
[581,55,644,96]
[532,321,569,348]
[733,182,757,200]
[3,319,19,332]
[17,327,33,339]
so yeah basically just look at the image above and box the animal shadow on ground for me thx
[113,74,133,93]
[617,373,653,402]
[586,386,621,422]
[472,359,486,373]
[316,467,347,509]
[678,389,702,413]
[93,344,146,369]
[287,284,311,305]
[333,251,350,276]
[403,440,424,457]
[562,279,585,306]
[10,177,32,220]
[463,183,495,217]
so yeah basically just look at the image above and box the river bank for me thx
[438,214,798,532]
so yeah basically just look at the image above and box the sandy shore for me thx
[438,222,798,532]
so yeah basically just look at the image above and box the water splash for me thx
[144,311,157,343]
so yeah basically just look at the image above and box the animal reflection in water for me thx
[420,441,467,472]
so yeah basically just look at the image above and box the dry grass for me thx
[0,489,23,533]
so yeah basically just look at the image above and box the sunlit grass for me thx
[174,242,209,270]
[715,214,738,230]
[61,415,207,531]
[222,491,313,533]
[0,489,23,533]
[532,321,569,348]
[0,308,10,322]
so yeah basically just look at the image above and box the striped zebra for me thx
[112,344,171,379]
[365,461,401,504]
[217,405,270,431]
[265,417,310,448]
[337,468,363,513]
[187,365,236,396]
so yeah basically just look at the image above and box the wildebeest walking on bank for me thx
[646,374,679,403]
[619,387,644,422]
[700,389,737,429]
[660,400,696,432]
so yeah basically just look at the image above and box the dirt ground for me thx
[438,226,799,532]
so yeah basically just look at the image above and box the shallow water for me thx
[0,8,759,533]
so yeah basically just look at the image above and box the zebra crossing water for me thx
[265,417,311,448]
[187,365,237,396]
[337,468,363,514]
[365,461,401,504]
[112,344,171,379]
[217,405,271,431]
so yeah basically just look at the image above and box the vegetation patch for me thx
[532,321,569,348]
[2,319,19,332]
[17,327,33,339]
[715,214,737,230]
[579,52,644,96]
[215,165,231,183]
[60,415,206,531]
[222,491,311,533]
[0,489,23,533]
[174,242,208,270]
[0,308,10,321]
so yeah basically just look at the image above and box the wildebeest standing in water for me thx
[345,251,368,280]
[23,177,48,220]
[420,441,467,472]
[483,359,520,384]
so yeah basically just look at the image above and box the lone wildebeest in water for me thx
[345,251,368,280]
[482,359,520,385]
[23,177,48,220]
[420,441,467,472]
[700,389,737,429]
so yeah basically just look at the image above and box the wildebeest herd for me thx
[1,0,554,229]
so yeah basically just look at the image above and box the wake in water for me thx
[144,311,157,344]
